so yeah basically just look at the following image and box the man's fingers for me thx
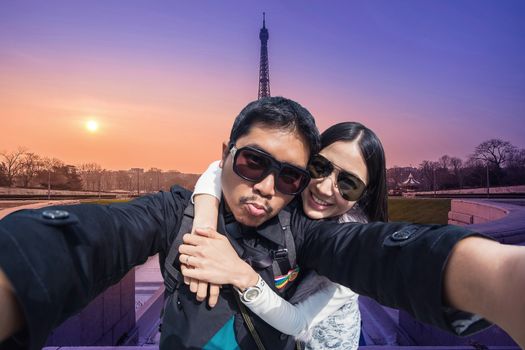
[208,284,220,308]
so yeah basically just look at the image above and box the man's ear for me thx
[219,141,228,168]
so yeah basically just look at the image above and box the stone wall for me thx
[448,200,508,225]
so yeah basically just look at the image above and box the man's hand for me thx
[0,268,24,342]
[179,228,258,291]
[444,237,525,348]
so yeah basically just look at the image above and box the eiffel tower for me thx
[258,12,270,99]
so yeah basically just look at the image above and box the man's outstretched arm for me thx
[0,268,23,342]
[0,187,190,349]
[298,218,525,348]
[444,236,525,347]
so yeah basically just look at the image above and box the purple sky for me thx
[1,1,524,172]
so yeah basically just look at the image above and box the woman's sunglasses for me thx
[307,154,367,201]
[230,145,311,195]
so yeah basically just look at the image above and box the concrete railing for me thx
[448,200,509,226]
[448,199,525,244]
[415,185,525,196]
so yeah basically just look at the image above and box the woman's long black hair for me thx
[320,122,388,222]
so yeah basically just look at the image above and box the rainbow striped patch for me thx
[274,266,300,289]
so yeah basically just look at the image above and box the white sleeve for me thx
[191,160,222,203]
[243,281,355,337]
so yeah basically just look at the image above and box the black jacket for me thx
[0,186,488,349]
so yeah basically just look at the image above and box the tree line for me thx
[2,138,524,194]
[0,147,199,193]
[387,139,525,192]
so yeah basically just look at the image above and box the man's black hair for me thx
[229,97,321,155]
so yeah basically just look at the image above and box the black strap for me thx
[164,203,194,293]
[271,209,296,278]
[233,290,266,350]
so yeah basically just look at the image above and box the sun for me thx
[86,120,99,133]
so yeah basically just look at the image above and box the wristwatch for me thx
[239,274,266,303]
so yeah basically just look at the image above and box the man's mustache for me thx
[239,196,273,214]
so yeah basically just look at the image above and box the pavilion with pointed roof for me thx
[400,172,421,192]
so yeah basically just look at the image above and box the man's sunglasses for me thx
[230,145,311,195]
[307,154,367,201]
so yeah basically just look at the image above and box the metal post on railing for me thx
[486,162,490,198]
[47,170,51,200]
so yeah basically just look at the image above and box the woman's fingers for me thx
[194,227,220,238]
[208,284,220,308]
[196,281,209,302]
[179,253,200,268]
[179,243,202,257]
[182,233,207,246]
[183,229,224,246]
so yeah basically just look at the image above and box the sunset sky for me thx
[1,1,524,173]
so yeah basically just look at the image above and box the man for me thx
[0,97,524,349]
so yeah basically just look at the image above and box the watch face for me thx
[244,288,260,301]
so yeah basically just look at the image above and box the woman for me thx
[185,122,387,349]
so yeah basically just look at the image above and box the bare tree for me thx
[505,148,525,185]
[507,148,525,168]
[78,163,103,191]
[0,147,27,187]
[472,139,516,170]
[19,152,43,188]
[449,157,464,188]
[0,163,8,186]
[116,170,132,191]
[386,166,405,190]
[41,157,63,198]
[419,160,440,191]
[438,155,451,170]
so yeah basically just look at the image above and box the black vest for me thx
[160,203,306,349]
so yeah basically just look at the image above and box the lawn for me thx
[388,198,451,225]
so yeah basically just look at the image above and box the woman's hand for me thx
[179,228,259,292]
